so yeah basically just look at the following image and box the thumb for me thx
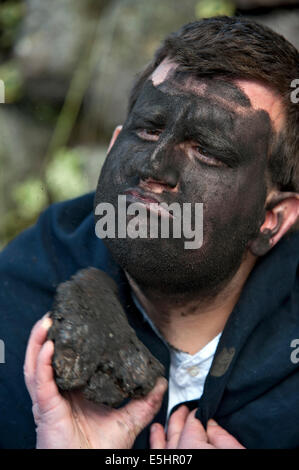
[118,377,168,445]
[207,419,246,449]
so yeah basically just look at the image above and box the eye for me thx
[193,145,225,168]
[136,128,162,142]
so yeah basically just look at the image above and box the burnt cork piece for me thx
[47,267,165,407]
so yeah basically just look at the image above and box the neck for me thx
[126,251,257,355]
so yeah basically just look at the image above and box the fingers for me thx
[35,339,61,413]
[207,419,246,449]
[24,314,68,426]
[150,423,166,449]
[149,407,246,450]
[176,409,213,449]
[150,405,189,449]
[119,377,168,446]
[24,314,52,402]
[166,405,190,448]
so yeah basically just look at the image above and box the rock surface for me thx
[47,267,165,407]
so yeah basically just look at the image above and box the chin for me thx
[102,235,245,297]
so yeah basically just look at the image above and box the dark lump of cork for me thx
[47,267,165,407]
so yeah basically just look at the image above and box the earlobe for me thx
[249,194,299,256]
[107,125,123,154]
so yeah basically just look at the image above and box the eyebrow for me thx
[131,109,166,127]
[131,106,243,167]
[200,78,252,108]
[188,125,242,167]
[130,82,255,167]
[163,71,252,108]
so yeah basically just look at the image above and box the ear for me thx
[107,125,123,154]
[249,192,299,256]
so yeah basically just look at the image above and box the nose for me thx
[137,133,180,188]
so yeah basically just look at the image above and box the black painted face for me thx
[94,70,273,296]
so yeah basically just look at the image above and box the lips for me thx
[124,188,161,205]
[123,188,174,218]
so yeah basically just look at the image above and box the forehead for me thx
[132,65,270,146]
[150,59,284,133]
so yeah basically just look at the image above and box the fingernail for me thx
[156,377,168,390]
[41,316,52,331]
[208,419,218,426]
[151,423,158,433]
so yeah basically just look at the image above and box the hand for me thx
[24,314,168,449]
[150,405,245,449]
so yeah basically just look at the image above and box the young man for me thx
[0,16,298,449]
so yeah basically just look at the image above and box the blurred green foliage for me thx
[0,2,24,28]
[0,1,25,50]
[45,148,89,202]
[0,1,25,101]
[1,148,89,249]
[12,177,48,220]
[12,147,89,219]
[0,60,23,102]
[195,0,236,18]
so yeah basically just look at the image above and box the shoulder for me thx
[0,192,101,285]
[0,191,113,347]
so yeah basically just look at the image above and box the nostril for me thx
[140,176,179,193]
[164,169,179,189]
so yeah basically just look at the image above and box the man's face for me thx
[94,61,277,297]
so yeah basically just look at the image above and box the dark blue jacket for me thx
[0,192,298,449]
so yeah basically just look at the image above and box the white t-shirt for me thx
[132,293,222,422]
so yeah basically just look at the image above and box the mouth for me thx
[123,188,174,218]
[124,188,160,204]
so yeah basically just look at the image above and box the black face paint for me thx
[94,71,273,298]
[159,71,252,109]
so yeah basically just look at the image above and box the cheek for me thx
[182,164,237,207]
[184,164,266,229]
[106,136,153,180]
[240,163,267,210]
[98,139,133,186]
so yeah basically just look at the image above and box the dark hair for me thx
[128,16,299,194]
